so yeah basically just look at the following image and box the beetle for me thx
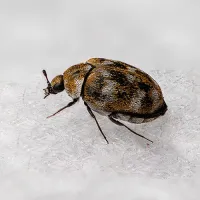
[42,58,167,144]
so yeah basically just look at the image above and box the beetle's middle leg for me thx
[108,114,153,143]
[84,102,109,144]
[47,98,79,118]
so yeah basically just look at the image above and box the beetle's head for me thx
[42,70,64,99]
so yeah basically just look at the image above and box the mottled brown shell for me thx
[82,58,167,123]
[61,58,167,124]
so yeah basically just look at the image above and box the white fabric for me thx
[0,70,200,199]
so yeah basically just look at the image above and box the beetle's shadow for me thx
[117,94,198,178]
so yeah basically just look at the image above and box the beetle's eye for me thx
[53,82,64,93]
[51,75,64,94]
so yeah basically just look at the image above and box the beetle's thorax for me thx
[63,63,93,99]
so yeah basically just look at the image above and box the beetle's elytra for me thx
[43,58,167,144]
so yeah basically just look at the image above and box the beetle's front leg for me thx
[84,102,109,144]
[47,98,79,118]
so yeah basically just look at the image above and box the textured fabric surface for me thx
[1,0,200,199]
[0,70,200,199]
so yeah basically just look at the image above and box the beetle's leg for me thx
[108,115,153,143]
[47,98,78,118]
[84,102,109,144]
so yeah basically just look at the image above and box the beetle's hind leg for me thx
[84,102,109,144]
[108,114,153,143]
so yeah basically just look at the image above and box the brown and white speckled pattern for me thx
[51,75,63,87]
[63,63,92,99]
[82,58,166,123]
[57,58,167,124]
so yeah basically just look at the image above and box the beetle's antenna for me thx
[42,70,55,99]
[109,115,153,143]
[43,70,51,87]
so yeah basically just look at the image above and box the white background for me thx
[0,0,200,199]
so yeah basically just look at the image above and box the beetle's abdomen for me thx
[111,101,167,123]
[82,65,166,122]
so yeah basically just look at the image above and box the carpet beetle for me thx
[43,58,167,144]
